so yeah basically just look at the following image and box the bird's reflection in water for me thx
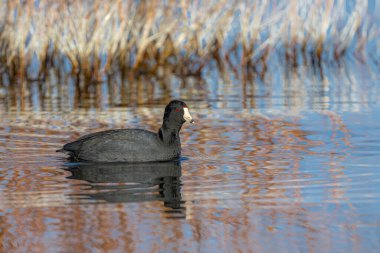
[64,160,185,218]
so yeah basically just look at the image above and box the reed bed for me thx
[0,0,378,85]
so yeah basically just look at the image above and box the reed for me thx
[0,0,378,84]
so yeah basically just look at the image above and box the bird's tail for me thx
[56,148,71,154]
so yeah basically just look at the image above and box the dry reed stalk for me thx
[0,0,377,84]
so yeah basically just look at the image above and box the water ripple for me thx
[1,106,380,252]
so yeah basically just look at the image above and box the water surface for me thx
[1,63,380,253]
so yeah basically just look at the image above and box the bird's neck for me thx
[159,122,182,144]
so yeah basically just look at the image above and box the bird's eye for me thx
[175,108,181,112]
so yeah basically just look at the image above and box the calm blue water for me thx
[1,87,380,252]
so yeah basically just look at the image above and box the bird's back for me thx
[61,129,181,162]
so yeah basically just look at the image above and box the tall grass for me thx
[0,0,378,84]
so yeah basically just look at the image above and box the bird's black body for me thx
[57,100,193,162]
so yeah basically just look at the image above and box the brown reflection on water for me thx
[1,60,378,113]
[0,103,379,252]
[0,73,206,112]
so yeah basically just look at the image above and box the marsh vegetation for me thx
[0,0,379,86]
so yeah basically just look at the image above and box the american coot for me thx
[57,100,194,162]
